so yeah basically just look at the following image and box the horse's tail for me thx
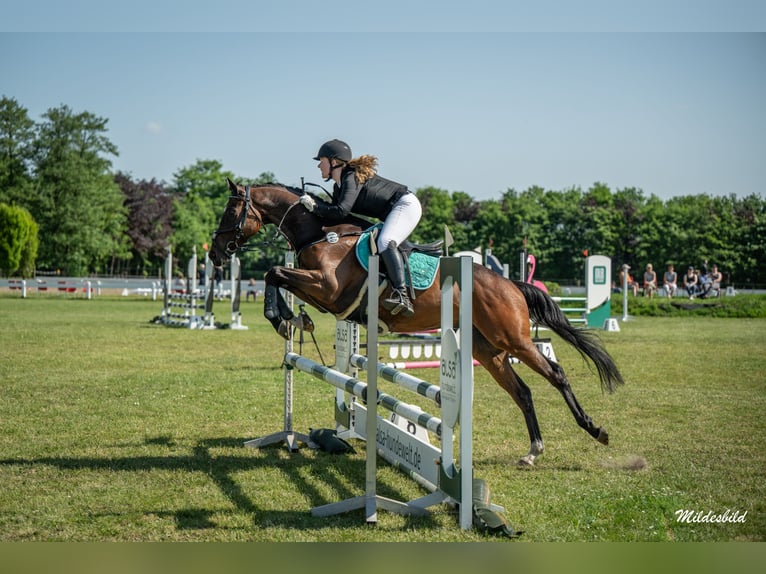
[514,281,625,393]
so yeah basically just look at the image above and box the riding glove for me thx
[299,194,316,212]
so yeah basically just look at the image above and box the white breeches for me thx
[376,193,422,252]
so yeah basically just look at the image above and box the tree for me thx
[732,194,766,287]
[0,202,38,276]
[115,172,173,276]
[30,105,129,275]
[170,159,236,259]
[0,96,35,206]
[414,186,461,245]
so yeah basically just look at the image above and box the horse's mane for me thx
[259,182,303,196]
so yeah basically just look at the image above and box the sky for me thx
[1,1,765,202]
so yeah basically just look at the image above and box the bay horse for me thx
[210,179,624,465]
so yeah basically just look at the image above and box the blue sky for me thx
[1,2,764,201]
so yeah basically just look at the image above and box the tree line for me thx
[2,96,764,287]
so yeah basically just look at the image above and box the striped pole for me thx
[349,353,442,406]
[285,352,442,437]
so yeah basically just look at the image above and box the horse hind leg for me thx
[514,345,609,446]
[473,333,545,466]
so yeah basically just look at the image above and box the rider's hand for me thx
[300,194,316,212]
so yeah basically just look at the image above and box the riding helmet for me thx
[313,139,352,162]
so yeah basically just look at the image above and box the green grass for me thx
[0,292,764,542]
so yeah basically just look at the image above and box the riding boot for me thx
[380,243,414,317]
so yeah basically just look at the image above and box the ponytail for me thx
[347,154,378,185]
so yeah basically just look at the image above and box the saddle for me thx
[336,226,441,328]
[355,225,441,291]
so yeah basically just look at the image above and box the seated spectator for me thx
[643,263,657,298]
[618,265,638,296]
[663,264,678,298]
[683,266,698,299]
[700,264,723,298]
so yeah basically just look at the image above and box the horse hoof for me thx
[597,427,609,445]
[277,320,292,340]
[517,456,535,467]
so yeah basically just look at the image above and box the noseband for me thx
[213,187,261,257]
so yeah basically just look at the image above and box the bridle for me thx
[212,186,262,258]
[213,185,305,258]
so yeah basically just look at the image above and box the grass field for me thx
[0,292,764,542]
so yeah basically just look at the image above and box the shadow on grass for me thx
[0,435,442,532]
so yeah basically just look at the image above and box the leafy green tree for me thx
[732,194,766,287]
[0,96,35,206]
[30,105,129,275]
[0,202,38,276]
[414,186,458,245]
[170,159,236,259]
[469,197,510,258]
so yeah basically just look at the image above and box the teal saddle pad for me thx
[355,225,439,291]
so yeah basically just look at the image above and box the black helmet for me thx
[313,139,352,162]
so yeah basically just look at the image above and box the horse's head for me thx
[209,178,264,266]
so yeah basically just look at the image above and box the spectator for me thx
[643,264,657,298]
[619,265,638,296]
[663,264,678,298]
[246,278,258,302]
[701,264,723,298]
[683,266,698,299]
[710,265,723,296]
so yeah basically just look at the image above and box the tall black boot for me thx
[380,243,414,317]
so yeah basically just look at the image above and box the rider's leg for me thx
[380,242,413,316]
[377,194,421,317]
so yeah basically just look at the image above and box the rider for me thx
[299,139,421,317]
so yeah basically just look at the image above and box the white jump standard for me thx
[244,251,312,451]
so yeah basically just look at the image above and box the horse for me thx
[210,179,624,466]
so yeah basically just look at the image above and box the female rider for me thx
[299,139,421,317]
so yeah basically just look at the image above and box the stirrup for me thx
[382,290,404,311]
[392,299,414,317]
[386,289,414,317]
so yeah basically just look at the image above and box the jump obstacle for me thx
[156,247,248,330]
[247,254,489,530]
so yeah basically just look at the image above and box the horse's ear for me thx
[226,177,236,191]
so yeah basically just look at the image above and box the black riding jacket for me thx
[312,167,409,223]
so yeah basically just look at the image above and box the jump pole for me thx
[244,251,312,451]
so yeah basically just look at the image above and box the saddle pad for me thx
[355,225,439,291]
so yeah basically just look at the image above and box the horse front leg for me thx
[263,266,332,338]
[263,283,294,337]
